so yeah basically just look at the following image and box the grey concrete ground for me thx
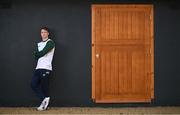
[0,107,180,114]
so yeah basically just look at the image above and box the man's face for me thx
[41,29,49,40]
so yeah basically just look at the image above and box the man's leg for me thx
[40,70,51,97]
[31,69,45,102]
[39,69,51,110]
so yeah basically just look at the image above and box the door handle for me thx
[96,53,99,58]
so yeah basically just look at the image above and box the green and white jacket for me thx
[33,38,55,71]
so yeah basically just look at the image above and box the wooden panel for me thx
[99,10,146,41]
[94,5,152,43]
[95,45,150,101]
[92,4,154,103]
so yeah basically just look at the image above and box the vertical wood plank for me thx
[91,5,95,100]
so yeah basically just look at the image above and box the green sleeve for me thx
[34,40,55,59]
[33,43,39,59]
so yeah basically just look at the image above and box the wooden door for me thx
[92,5,154,103]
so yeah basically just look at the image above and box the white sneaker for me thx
[37,97,50,111]
[37,100,45,111]
[43,97,50,110]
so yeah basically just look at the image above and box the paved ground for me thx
[0,107,180,114]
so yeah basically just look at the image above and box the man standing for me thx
[31,27,55,111]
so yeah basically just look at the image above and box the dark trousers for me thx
[31,69,51,101]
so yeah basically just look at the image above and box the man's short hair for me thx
[41,27,49,33]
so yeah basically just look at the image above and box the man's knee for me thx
[31,81,38,90]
